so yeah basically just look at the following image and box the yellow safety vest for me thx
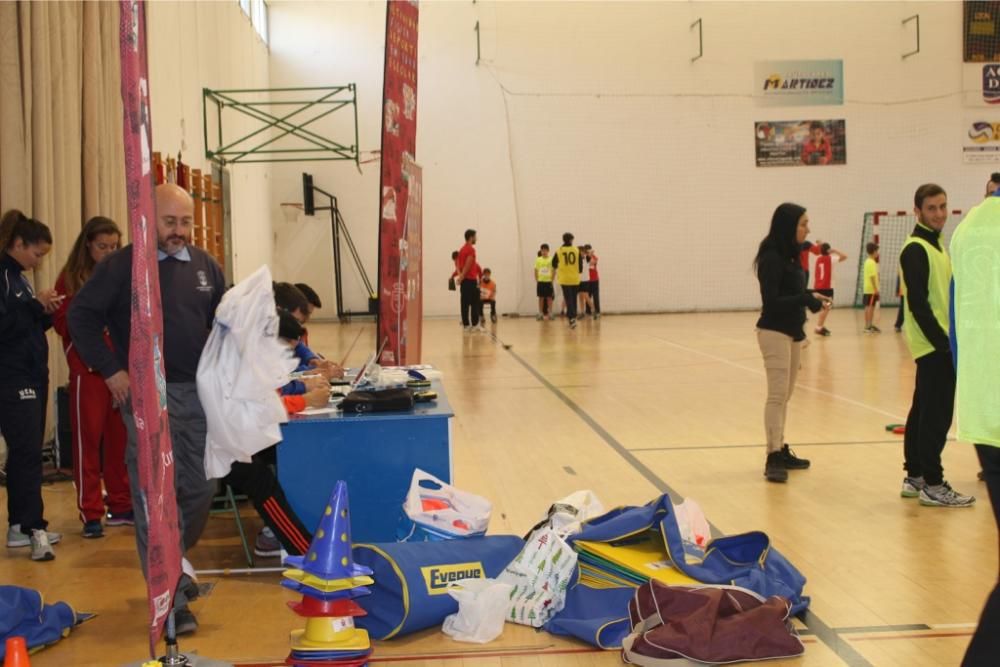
[899,232,951,360]
[555,245,580,286]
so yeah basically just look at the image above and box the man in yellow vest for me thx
[551,232,581,329]
[898,184,974,507]
[951,189,1000,662]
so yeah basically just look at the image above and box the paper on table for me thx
[296,405,341,416]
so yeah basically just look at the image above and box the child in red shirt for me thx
[812,243,847,336]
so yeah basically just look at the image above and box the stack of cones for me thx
[281,481,374,667]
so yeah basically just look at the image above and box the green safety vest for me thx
[951,199,1000,447]
[899,229,951,360]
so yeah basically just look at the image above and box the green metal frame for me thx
[203,85,360,165]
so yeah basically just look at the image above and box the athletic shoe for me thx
[475,324,487,333]
[780,444,810,469]
[463,325,472,332]
[82,520,104,539]
[863,326,874,334]
[536,314,543,321]
[173,606,198,636]
[7,525,62,548]
[894,326,902,333]
[901,476,925,498]
[30,529,55,561]
[106,510,135,526]
[815,327,831,336]
[254,527,281,558]
[870,325,882,334]
[979,470,985,481]
[764,452,788,482]
[490,313,497,323]
[569,319,577,329]
[594,313,600,320]
[919,482,975,507]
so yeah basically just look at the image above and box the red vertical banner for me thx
[119,0,182,654]
[377,0,420,365]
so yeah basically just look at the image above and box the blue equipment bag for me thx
[0,586,77,658]
[569,494,810,615]
[544,582,634,649]
[352,535,524,639]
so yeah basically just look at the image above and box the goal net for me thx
[854,210,962,307]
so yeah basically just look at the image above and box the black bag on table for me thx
[340,388,414,413]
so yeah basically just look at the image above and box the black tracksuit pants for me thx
[963,445,1000,666]
[902,349,954,486]
[224,452,313,556]
[0,383,48,533]
[460,279,481,327]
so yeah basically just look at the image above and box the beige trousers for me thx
[756,329,802,454]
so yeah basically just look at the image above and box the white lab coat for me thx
[197,265,297,479]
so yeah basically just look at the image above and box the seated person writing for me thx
[274,281,343,381]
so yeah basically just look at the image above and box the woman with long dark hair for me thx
[52,216,131,538]
[754,203,832,482]
[0,209,62,560]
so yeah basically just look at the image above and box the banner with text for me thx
[755,119,847,167]
[964,118,1000,162]
[378,0,420,365]
[754,60,844,106]
[118,0,182,654]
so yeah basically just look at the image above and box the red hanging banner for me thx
[118,0,182,654]
[377,0,421,365]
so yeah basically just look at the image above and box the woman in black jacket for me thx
[753,203,831,483]
[0,209,62,560]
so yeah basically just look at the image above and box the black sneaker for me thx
[82,520,104,539]
[173,606,198,636]
[764,452,788,482]
[780,444,810,469]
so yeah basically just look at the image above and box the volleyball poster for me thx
[377,0,420,364]
[118,0,182,653]
[963,118,1000,162]
[754,119,847,167]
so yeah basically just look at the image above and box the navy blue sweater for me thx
[67,244,224,383]
[0,253,51,388]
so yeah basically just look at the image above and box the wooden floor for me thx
[4,309,991,666]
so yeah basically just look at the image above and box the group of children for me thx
[447,230,602,329]
[799,238,883,336]
[534,235,600,327]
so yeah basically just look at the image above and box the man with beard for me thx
[68,183,225,634]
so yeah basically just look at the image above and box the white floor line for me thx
[647,334,907,422]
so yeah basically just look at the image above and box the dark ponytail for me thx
[0,209,53,252]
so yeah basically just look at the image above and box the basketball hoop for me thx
[280,202,304,224]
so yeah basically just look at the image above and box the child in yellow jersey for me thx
[862,242,881,333]
[551,232,581,328]
[534,244,554,320]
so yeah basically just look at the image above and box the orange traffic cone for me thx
[4,637,30,666]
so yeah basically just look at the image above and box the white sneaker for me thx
[536,314,543,321]
[30,529,55,561]
[901,476,925,498]
[7,524,62,548]
[919,481,975,507]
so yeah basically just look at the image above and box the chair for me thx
[211,483,255,568]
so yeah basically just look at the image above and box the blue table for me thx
[277,384,453,543]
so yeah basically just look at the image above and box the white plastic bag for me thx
[673,497,711,551]
[498,527,578,627]
[536,490,605,538]
[397,469,492,541]
[441,578,513,644]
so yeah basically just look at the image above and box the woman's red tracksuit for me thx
[52,273,131,523]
